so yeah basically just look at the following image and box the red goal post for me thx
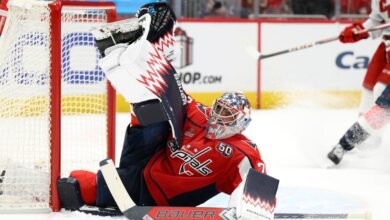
[0,0,117,212]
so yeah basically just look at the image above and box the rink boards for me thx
[169,19,381,109]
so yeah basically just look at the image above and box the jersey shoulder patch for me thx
[216,142,233,158]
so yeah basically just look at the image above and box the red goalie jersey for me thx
[143,97,267,206]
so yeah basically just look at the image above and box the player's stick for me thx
[258,22,390,60]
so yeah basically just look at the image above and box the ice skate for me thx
[327,144,345,165]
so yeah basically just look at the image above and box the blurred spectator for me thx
[341,0,371,15]
[241,0,291,17]
[291,0,334,18]
[241,0,266,12]
[264,0,291,13]
[204,0,228,17]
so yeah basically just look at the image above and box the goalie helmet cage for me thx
[0,0,116,212]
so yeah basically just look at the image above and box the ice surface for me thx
[1,108,389,220]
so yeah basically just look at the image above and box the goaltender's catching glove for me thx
[91,2,176,58]
[91,18,143,57]
[136,2,176,44]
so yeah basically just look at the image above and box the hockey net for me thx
[0,0,116,212]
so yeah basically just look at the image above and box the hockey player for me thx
[327,83,390,165]
[338,0,390,116]
[58,2,277,219]
[66,91,266,205]
[93,91,265,206]
[327,0,390,165]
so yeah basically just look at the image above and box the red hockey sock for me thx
[363,105,390,130]
[70,170,97,205]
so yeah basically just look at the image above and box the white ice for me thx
[1,108,389,220]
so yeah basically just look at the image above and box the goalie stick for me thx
[76,205,371,220]
[257,22,390,60]
[99,159,370,220]
[99,159,135,217]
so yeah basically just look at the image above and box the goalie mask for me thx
[137,1,177,62]
[206,92,252,139]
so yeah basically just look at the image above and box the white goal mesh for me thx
[0,0,116,212]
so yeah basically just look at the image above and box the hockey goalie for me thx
[56,2,279,220]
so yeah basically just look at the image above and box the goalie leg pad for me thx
[98,43,127,73]
[57,177,84,211]
[100,64,159,104]
[240,169,279,220]
[132,99,169,126]
[244,169,279,204]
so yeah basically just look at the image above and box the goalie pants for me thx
[95,121,170,207]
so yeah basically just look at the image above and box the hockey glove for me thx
[91,18,143,57]
[136,2,177,62]
[339,23,369,43]
[98,14,160,104]
[136,2,176,44]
